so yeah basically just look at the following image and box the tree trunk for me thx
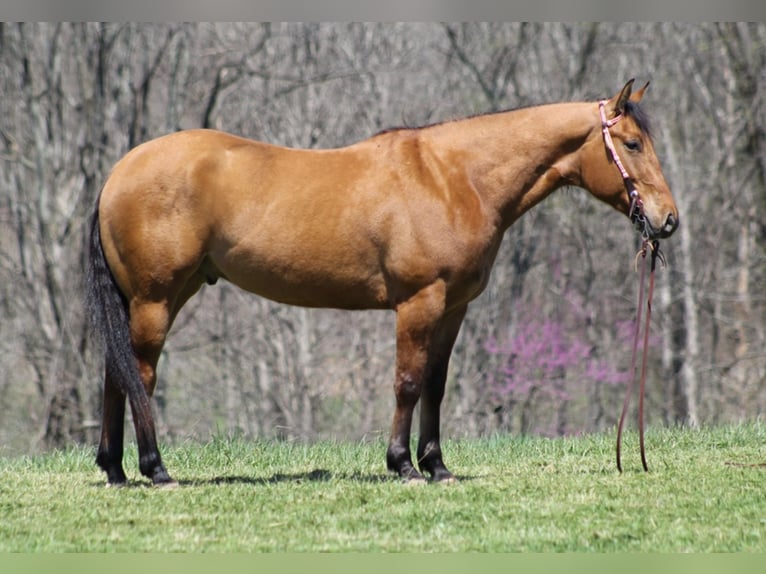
[660,125,700,427]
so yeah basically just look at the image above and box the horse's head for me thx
[581,79,679,239]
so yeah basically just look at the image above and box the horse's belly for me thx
[211,244,390,310]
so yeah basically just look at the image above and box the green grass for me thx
[1,423,765,552]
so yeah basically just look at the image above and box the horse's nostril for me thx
[664,213,679,233]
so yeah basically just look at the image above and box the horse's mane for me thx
[373,109,517,138]
[375,99,653,139]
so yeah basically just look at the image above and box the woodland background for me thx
[0,23,763,454]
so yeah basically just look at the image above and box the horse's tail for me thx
[85,195,141,397]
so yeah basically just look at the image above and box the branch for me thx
[443,24,497,109]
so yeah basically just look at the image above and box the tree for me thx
[0,23,763,453]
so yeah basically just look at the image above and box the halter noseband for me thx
[598,100,646,238]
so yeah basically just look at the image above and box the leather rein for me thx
[599,100,665,473]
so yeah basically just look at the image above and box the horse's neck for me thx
[427,102,596,230]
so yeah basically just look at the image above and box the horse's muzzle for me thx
[638,211,678,240]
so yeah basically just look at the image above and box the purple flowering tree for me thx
[484,306,646,436]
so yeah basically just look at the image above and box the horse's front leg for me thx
[386,282,447,483]
[416,304,467,483]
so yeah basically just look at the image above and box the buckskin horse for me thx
[86,79,679,486]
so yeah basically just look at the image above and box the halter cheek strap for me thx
[599,100,645,237]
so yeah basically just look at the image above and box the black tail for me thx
[85,198,142,398]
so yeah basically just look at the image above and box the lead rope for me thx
[616,238,662,472]
[616,240,647,472]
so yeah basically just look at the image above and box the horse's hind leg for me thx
[95,373,128,485]
[95,300,172,486]
[128,299,175,486]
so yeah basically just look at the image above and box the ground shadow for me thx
[91,468,478,488]
[183,469,479,486]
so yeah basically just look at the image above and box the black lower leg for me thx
[96,378,128,485]
[131,395,174,485]
[139,450,173,485]
[96,441,128,485]
[417,437,454,482]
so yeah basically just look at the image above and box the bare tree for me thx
[0,23,763,453]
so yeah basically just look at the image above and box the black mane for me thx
[624,100,653,139]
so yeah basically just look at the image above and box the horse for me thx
[86,79,679,486]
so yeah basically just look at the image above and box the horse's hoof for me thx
[426,466,457,484]
[434,475,458,485]
[399,467,426,485]
[153,479,179,490]
[403,476,428,486]
[150,466,176,488]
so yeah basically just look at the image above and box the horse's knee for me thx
[394,372,422,405]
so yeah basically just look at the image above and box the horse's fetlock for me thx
[386,443,408,469]
[138,453,161,476]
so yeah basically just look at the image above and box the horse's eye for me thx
[625,140,642,152]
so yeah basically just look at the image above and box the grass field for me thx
[1,423,765,552]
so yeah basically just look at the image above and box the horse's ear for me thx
[630,81,650,103]
[608,78,635,117]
